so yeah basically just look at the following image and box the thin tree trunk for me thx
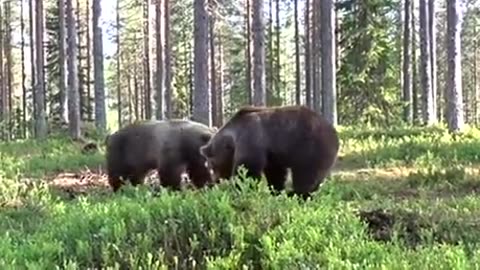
[67,0,81,139]
[86,0,92,121]
[35,0,47,138]
[188,41,193,116]
[218,34,224,126]
[59,0,68,123]
[209,11,218,126]
[127,71,132,123]
[252,0,266,106]
[428,0,437,121]
[143,0,152,119]
[21,0,27,137]
[304,0,311,108]
[0,3,4,129]
[93,0,106,130]
[403,0,412,123]
[446,0,464,132]
[312,0,320,113]
[267,0,273,105]
[193,0,211,125]
[77,0,84,121]
[155,0,164,119]
[294,0,300,105]
[419,0,435,125]
[320,0,337,125]
[134,64,139,121]
[116,0,122,127]
[29,0,36,123]
[5,0,13,139]
[474,22,478,124]
[275,0,280,103]
[246,0,252,104]
[164,0,172,118]
[411,0,419,123]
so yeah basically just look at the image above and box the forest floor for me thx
[1,126,480,268]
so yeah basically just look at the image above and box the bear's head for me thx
[199,129,235,181]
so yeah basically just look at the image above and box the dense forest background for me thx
[0,0,479,140]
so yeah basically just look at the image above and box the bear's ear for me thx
[199,144,212,157]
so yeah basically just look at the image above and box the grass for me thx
[0,125,480,269]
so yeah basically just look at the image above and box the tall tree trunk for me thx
[304,0,311,108]
[419,0,435,125]
[294,0,300,105]
[134,65,139,121]
[209,10,218,126]
[403,0,412,123]
[21,0,27,137]
[217,34,224,126]
[29,0,36,123]
[116,0,122,127]
[252,0,266,106]
[59,0,68,123]
[320,0,337,125]
[474,22,478,124]
[86,0,92,121]
[164,0,172,118]
[275,0,280,103]
[446,0,464,132]
[411,0,419,123]
[193,0,211,125]
[428,0,437,121]
[312,0,320,113]
[127,71,132,123]
[5,0,13,139]
[76,0,84,121]
[93,0,106,130]
[267,0,273,105]
[143,0,152,119]
[0,3,4,130]
[246,0,252,104]
[155,0,164,119]
[67,0,81,139]
[35,0,47,138]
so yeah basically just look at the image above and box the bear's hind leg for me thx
[108,174,124,192]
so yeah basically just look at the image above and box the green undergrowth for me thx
[0,125,479,268]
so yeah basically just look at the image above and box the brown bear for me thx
[105,119,215,192]
[199,105,340,199]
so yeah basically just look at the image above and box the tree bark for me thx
[312,0,321,113]
[209,9,218,126]
[294,0,300,105]
[143,0,152,119]
[217,35,224,126]
[275,0,280,103]
[428,0,437,121]
[5,0,13,139]
[193,0,211,125]
[304,0,311,108]
[21,0,27,137]
[67,0,81,138]
[446,0,464,132]
[59,0,68,123]
[246,0,252,104]
[116,0,122,127]
[320,0,337,125]
[411,0,419,123]
[155,0,164,119]
[86,0,92,121]
[419,0,435,125]
[93,0,106,130]
[0,3,4,127]
[164,0,172,118]
[403,0,412,123]
[35,0,47,138]
[252,0,266,106]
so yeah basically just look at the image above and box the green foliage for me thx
[1,126,480,268]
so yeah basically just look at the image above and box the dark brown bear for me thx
[199,105,340,199]
[105,119,215,192]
